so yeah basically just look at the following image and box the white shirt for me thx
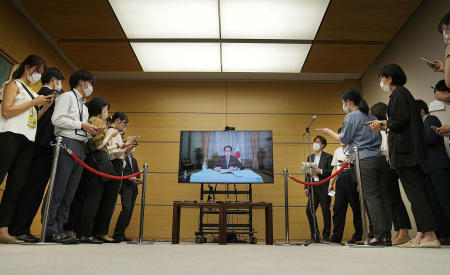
[0,80,38,141]
[52,89,89,142]
[312,151,322,181]
[107,128,125,160]
[331,146,349,170]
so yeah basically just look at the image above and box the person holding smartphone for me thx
[369,64,440,248]
[44,69,98,244]
[0,55,53,243]
[9,67,66,242]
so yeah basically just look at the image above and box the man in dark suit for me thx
[304,135,333,242]
[9,68,65,242]
[214,145,244,171]
[416,100,450,240]
[113,143,140,242]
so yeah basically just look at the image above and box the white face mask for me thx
[27,70,41,84]
[444,30,449,44]
[54,80,62,91]
[130,147,135,155]
[83,83,93,97]
[342,103,350,114]
[313,142,321,152]
[101,107,108,120]
[379,80,391,93]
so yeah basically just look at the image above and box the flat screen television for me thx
[178,131,274,184]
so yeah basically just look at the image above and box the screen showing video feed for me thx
[178,131,274,184]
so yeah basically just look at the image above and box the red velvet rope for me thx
[69,152,143,180]
[289,162,350,186]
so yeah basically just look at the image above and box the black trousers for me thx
[395,165,437,233]
[331,171,362,242]
[306,185,331,239]
[0,132,33,227]
[386,168,411,231]
[424,168,450,238]
[77,158,122,237]
[359,156,392,239]
[9,145,53,235]
[113,182,138,238]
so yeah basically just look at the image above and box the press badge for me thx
[27,108,37,128]
[75,129,87,137]
[27,115,37,128]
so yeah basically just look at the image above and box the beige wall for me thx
[361,0,450,235]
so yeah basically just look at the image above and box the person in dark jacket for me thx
[214,145,244,171]
[113,143,140,242]
[9,68,65,242]
[416,99,450,241]
[369,64,439,248]
[304,135,333,242]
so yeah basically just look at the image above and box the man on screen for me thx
[214,145,244,171]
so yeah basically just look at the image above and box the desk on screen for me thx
[190,169,263,183]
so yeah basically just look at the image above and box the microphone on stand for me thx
[303,115,317,136]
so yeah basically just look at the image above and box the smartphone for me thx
[420,57,438,65]
[431,126,438,130]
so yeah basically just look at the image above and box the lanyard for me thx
[72,91,83,121]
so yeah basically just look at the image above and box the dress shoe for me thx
[47,233,80,244]
[415,240,441,248]
[15,233,39,243]
[79,236,103,244]
[0,235,23,244]
[346,238,361,245]
[123,236,132,242]
[97,236,120,243]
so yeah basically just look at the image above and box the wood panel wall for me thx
[62,79,359,242]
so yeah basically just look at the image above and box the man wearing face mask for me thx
[9,68,66,242]
[304,135,333,242]
[44,70,98,244]
[113,142,140,242]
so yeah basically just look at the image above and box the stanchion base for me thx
[127,240,154,245]
[348,244,385,248]
[275,242,305,246]
[21,242,59,246]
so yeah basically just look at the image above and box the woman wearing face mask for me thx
[304,136,333,242]
[369,64,440,248]
[319,89,392,246]
[75,97,122,243]
[0,54,54,243]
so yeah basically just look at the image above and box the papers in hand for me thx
[302,162,317,174]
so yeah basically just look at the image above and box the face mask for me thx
[83,83,93,97]
[313,143,321,152]
[27,70,41,84]
[101,108,108,120]
[444,30,449,44]
[379,81,391,93]
[342,103,350,114]
[130,147,135,155]
[54,80,62,91]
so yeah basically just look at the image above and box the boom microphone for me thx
[303,116,317,136]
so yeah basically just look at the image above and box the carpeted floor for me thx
[0,242,449,275]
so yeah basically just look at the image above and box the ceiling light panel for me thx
[109,0,220,38]
[131,43,221,72]
[220,0,330,39]
[222,43,311,73]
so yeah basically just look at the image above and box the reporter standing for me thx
[0,55,53,243]
[44,69,97,244]
[9,67,65,242]
[369,64,439,248]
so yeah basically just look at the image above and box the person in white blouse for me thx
[0,55,53,244]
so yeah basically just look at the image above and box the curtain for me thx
[251,132,259,169]
[208,131,252,159]
[202,132,211,162]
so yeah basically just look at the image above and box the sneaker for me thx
[47,233,79,244]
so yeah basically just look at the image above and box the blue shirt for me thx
[339,109,382,160]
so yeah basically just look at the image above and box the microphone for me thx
[303,115,317,136]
